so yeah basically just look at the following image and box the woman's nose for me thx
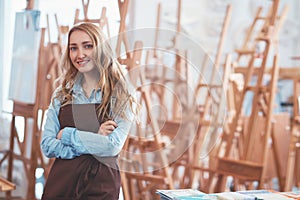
[77,48,85,58]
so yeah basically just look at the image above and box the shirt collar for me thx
[72,73,102,96]
[72,73,84,95]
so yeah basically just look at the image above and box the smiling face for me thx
[68,30,97,74]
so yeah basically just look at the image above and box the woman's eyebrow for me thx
[69,41,92,46]
[82,41,92,44]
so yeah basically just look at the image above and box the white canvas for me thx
[9,10,41,104]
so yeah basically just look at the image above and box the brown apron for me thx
[41,104,121,200]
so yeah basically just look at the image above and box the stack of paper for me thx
[156,189,210,200]
[157,189,297,199]
[236,190,294,200]
[209,190,295,200]
[211,192,255,200]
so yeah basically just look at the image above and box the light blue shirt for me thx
[41,74,133,159]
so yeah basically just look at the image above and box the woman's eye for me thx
[85,44,93,49]
[69,47,77,51]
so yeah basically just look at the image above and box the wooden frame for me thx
[210,0,289,192]
[74,0,110,37]
[120,41,174,200]
[0,176,15,192]
[4,15,63,200]
[285,78,300,191]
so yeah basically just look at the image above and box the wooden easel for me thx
[142,2,233,192]
[285,78,300,191]
[6,101,39,200]
[6,35,45,199]
[137,1,188,189]
[115,0,131,65]
[215,54,280,191]
[163,4,232,191]
[144,3,165,111]
[235,1,288,64]
[74,0,110,37]
[120,41,174,200]
[190,54,234,193]
[146,0,196,121]
[211,0,288,192]
[4,8,45,199]
[37,16,66,180]
[193,3,232,140]
[5,14,63,199]
[44,14,64,94]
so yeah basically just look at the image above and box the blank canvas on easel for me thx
[9,10,41,104]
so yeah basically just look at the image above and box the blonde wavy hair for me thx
[54,22,137,121]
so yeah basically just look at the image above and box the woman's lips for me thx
[77,60,90,66]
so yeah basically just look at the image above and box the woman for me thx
[41,22,136,200]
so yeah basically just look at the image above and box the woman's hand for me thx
[57,129,63,140]
[98,120,118,136]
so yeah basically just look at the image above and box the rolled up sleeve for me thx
[40,98,81,159]
[62,107,134,157]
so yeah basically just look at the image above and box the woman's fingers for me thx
[104,120,118,128]
[98,120,117,135]
[57,129,64,139]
